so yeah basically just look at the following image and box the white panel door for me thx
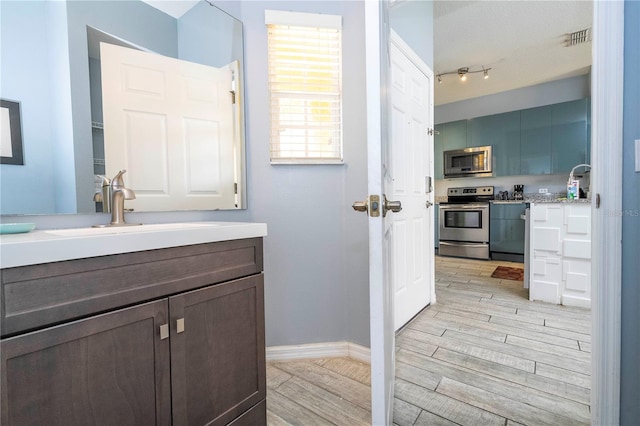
[389,33,435,331]
[101,43,235,212]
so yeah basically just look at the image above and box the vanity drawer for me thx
[1,238,263,337]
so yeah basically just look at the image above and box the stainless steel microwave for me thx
[443,146,493,178]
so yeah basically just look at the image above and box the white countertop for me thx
[0,221,268,268]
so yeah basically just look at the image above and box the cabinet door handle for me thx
[176,318,185,334]
[159,324,169,340]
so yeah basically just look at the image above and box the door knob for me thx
[383,195,402,217]
[352,200,368,213]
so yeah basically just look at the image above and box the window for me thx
[265,10,343,164]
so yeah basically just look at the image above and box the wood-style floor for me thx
[266,256,592,425]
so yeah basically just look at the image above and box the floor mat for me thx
[491,266,524,281]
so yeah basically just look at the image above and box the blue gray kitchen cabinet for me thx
[434,124,445,179]
[468,111,521,176]
[551,98,589,173]
[434,121,466,179]
[444,120,468,151]
[520,105,552,175]
[490,203,526,256]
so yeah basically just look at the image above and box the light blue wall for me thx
[0,1,58,214]
[235,0,370,347]
[178,1,242,68]
[2,0,372,349]
[390,0,434,69]
[620,1,640,423]
[435,74,590,124]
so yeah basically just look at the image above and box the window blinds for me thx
[266,12,343,163]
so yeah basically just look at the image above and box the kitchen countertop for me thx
[0,221,268,268]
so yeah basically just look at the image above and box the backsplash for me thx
[435,173,572,200]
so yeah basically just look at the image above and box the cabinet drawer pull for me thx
[159,324,169,340]
[176,318,185,334]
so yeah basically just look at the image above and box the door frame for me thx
[365,1,394,424]
[591,1,624,424]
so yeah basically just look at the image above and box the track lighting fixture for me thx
[436,66,492,83]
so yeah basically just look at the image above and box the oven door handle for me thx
[439,205,488,210]
[439,241,488,247]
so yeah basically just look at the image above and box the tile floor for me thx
[266,256,592,425]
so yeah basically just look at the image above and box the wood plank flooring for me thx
[266,256,591,425]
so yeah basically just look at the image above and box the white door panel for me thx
[390,34,434,331]
[101,43,235,212]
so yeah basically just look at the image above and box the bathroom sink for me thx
[2,221,266,268]
[45,222,219,237]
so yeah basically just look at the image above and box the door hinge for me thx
[230,90,236,104]
[234,182,238,194]
[427,128,440,136]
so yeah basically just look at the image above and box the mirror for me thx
[0,0,246,215]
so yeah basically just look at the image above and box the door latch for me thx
[352,195,381,217]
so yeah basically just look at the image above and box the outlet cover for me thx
[538,188,549,193]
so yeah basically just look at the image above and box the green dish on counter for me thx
[0,223,36,234]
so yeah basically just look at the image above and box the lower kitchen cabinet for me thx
[529,203,591,307]
[490,203,527,261]
[1,238,266,426]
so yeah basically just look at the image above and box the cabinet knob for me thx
[176,318,185,334]
[159,324,169,340]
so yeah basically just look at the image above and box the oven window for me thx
[444,210,482,228]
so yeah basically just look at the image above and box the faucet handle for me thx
[111,170,127,188]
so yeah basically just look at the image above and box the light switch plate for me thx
[635,139,640,172]
[538,188,548,194]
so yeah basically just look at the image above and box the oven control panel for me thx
[448,186,494,197]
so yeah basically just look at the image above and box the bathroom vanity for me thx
[0,222,267,426]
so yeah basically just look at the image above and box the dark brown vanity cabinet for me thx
[0,238,266,426]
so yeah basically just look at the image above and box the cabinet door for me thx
[1,300,171,426]
[443,120,467,150]
[468,112,520,176]
[490,204,526,254]
[520,106,552,175]
[170,274,266,426]
[434,124,444,179]
[551,99,588,173]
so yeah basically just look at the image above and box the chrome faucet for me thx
[94,170,141,227]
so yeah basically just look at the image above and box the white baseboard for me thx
[266,341,370,364]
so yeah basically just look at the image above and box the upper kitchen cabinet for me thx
[468,111,521,176]
[434,124,444,179]
[520,106,552,175]
[551,98,589,173]
[434,121,466,179]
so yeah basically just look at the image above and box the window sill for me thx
[270,159,345,165]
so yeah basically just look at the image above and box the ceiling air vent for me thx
[566,28,591,46]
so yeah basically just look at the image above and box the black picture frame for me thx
[1,99,24,165]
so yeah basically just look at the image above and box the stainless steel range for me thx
[439,186,494,260]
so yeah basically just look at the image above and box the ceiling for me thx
[141,0,199,18]
[434,0,593,106]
